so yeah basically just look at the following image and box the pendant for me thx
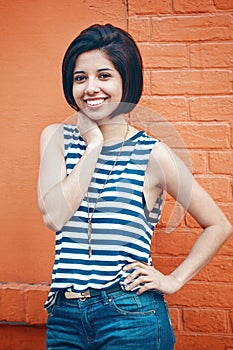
[88,245,92,259]
[88,218,92,237]
[88,218,92,258]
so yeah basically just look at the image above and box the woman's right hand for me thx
[78,113,104,147]
[38,115,104,231]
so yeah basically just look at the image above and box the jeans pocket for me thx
[46,303,55,317]
[110,291,156,316]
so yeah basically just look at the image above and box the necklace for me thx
[86,124,130,258]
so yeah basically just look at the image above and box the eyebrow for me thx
[73,68,113,75]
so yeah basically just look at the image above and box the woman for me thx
[38,24,232,350]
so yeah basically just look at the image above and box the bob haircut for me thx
[62,23,143,116]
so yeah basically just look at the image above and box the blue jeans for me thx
[46,288,175,350]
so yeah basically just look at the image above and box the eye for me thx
[73,75,86,83]
[99,72,112,80]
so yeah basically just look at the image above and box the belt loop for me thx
[101,290,110,305]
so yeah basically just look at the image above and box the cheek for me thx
[72,84,81,101]
[72,84,76,98]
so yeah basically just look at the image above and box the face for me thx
[72,50,123,122]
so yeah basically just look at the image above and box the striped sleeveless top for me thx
[46,123,163,305]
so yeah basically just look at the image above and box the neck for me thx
[98,115,129,145]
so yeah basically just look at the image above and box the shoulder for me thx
[39,123,64,153]
[151,141,176,162]
[40,123,63,140]
[149,141,180,178]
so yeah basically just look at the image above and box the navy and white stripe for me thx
[46,124,163,305]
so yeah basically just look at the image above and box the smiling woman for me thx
[72,50,123,121]
[37,23,232,350]
[62,24,143,116]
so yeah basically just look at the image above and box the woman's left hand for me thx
[123,261,181,295]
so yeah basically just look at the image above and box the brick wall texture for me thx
[0,0,232,349]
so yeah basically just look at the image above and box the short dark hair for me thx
[62,23,143,116]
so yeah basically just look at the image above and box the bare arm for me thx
[123,142,233,294]
[37,114,103,231]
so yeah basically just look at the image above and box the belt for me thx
[64,284,122,301]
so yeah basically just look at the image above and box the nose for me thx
[84,78,101,95]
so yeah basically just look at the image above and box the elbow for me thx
[218,217,233,241]
[38,199,63,232]
[226,220,233,237]
[42,213,62,232]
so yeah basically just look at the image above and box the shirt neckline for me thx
[101,130,144,151]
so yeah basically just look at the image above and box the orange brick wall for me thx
[0,1,232,349]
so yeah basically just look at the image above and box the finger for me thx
[125,275,151,291]
[123,261,148,271]
[124,268,148,284]
[136,282,160,295]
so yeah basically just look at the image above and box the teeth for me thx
[86,99,105,106]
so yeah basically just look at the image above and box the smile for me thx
[86,99,106,106]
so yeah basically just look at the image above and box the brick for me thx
[133,120,187,149]
[189,96,233,122]
[139,43,188,68]
[157,201,186,231]
[183,308,228,333]
[151,70,231,95]
[187,150,207,174]
[0,325,46,350]
[26,289,48,325]
[174,0,214,13]
[190,43,233,68]
[142,70,151,95]
[152,230,199,256]
[193,256,233,283]
[196,176,231,201]
[214,0,233,10]
[168,307,180,331]
[167,282,233,308]
[0,283,50,325]
[151,256,182,275]
[230,311,233,331]
[175,333,233,350]
[148,122,230,149]
[0,285,26,323]
[138,96,188,121]
[209,151,233,175]
[218,203,233,223]
[152,249,233,284]
[128,0,172,15]
[217,232,233,256]
[177,123,231,150]
[232,125,233,148]
[128,18,151,42]
[85,0,127,25]
[151,15,233,42]
[171,149,194,174]
[131,105,170,129]
[144,120,187,148]
[185,212,201,228]
[171,150,207,175]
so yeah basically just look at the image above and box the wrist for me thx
[86,141,103,151]
[169,272,185,291]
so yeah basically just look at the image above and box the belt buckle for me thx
[79,290,91,301]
